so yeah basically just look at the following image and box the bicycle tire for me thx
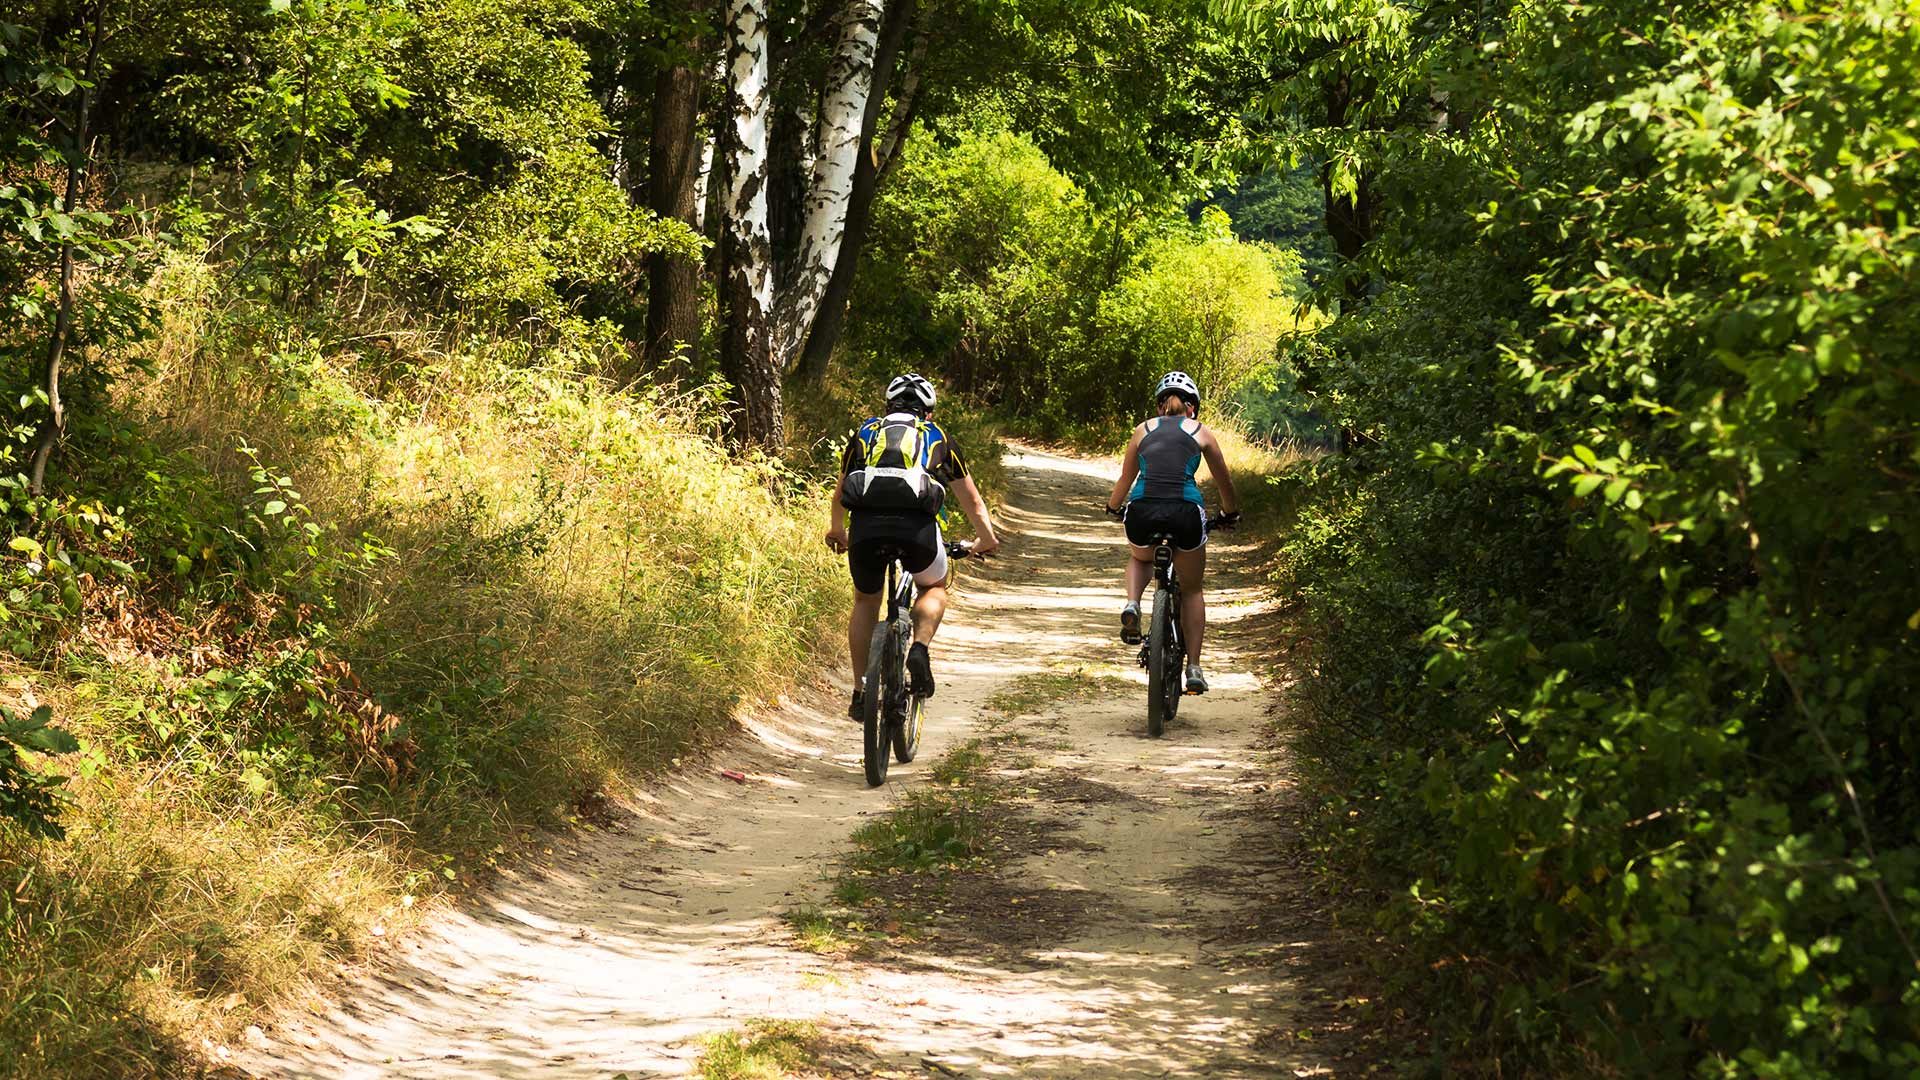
[894,693,923,763]
[1163,614,1184,723]
[861,631,892,787]
[1147,585,1174,738]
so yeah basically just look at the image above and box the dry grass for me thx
[1,256,847,1072]
[1207,417,1317,532]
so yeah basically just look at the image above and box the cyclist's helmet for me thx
[886,372,938,415]
[1155,370,1200,408]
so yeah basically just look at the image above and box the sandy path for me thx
[237,445,1331,1079]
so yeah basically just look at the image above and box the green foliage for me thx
[0,705,78,840]
[370,0,700,324]
[1,13,158,483]
[938,0,1264,206]
[1097,208,1300,417]
[234,0,426,294]
[1206,167,1328,283]
[1261,0,1920,1072]
[854,126,1305,440]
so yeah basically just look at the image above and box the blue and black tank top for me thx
[1128,416,1204,504]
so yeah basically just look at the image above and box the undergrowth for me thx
[983,668,1137,721]
[0,258,844,1074]
[694,1018,830,1080]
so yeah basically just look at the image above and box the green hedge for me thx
[1282,1,1920,1074]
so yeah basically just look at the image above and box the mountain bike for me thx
[858,541,973,787]
[1111,506,1233,738]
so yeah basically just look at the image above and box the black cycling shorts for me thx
[1124,498,1206,552]
[848,512,945,594]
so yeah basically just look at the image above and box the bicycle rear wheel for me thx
[861,632,892,787]
[893,693,923,763]
[1146,584,1175,738]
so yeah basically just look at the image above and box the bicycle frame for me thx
[1109,504,1230,738]
[860,541,969,786]
[1141,533,1185,736]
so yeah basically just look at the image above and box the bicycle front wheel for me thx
[1146,584,1175,738]
[861,632,892,787]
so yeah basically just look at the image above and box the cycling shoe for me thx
[907,642,935,698]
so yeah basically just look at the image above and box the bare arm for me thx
[949,475,1000,555]
[1198,428,1239,515]
[825,475,849,552]
[1107,426,1144,511]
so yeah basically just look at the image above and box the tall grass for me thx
[1208,417,1316,532]
[0,255,846,1074]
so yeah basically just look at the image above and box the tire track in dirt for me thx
[235,444,1339,1079]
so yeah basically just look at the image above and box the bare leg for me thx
[1126,545,1154,603]
[1173,545,1207,663]
[911,582,948,645]
[849,590,883,683]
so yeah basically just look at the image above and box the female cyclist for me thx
[1102,371,1239,694]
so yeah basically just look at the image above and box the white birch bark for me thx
[725,0,773,315]
[719,0,783,445]
[770,0,884,371]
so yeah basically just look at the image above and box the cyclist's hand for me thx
[1216,511,1242,530]
[1104,502,1126,520]
[970,536,1001,558]
[825,525,848,554]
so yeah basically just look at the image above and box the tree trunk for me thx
[792,10,922,383]
[642,8,709,377]
[872,26,929,181]
[717,0,783,447]
[768,97,813,291]
[29,2,107,496]
[1321,74,1376,306]
[769,0,886,372]
[694,131,716,234]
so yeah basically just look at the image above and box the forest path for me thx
[237,444,1335,1079]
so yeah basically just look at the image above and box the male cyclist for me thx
[1103,371,1239,694]
[826,374,1001,718]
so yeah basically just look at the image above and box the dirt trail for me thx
[238,445,1335,1079]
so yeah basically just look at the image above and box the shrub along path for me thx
[235,446,1352,1079]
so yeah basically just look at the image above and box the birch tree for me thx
[716,0,783,446]
[792,6,925,382]
[768,0,884,371]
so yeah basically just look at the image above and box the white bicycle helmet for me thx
[886,372,938,413]
[1155,370,1200,405]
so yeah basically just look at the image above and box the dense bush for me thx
[1272,0,1920,1073]
[852,126,1305,440]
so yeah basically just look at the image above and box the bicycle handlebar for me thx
[947,541,975,560]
